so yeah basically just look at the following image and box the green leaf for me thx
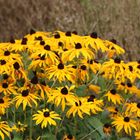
[76,85,87,97]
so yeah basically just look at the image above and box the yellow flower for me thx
[0,82,17,95]
[100,58,126,81]
[47,86,77,111]
[112,115,137,135]
[86,95,103,114]
[84,32,107,52]
[12,121,27,132]
[62,42,94,62]
[0,96,11,115]
[0,59,12,74]
[33,108,61,128]
[13,86,39,110]
[0,121,12,140]
[46,62,75,83]
[135,131,140,140]
[66,98,90,118]
[62,134,76,140]
[103,123,112,136]
[126,102,140,117]
[104,89,124,104]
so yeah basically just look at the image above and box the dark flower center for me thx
[87,60,93,64]
[81,65,87,70]
[127,82,132,87]
[2,83,8,88]
[104,123,111,128]
[72,31,78,35]
[44,45,51,50]
[30,29,36,35]
[40,41,45,45]
[75,43,82,49]
[35,36,43,41]
[63,48,68,51]
[65,31,71,36]
[21,38,27,45]
[115,107,118,112]
[58,42,63,46]
[67,134,73,139]
[137,65,140,69]
[31,76,38,84]
[110,89,116,95]
[90,32,97,38]
[44,111,50,117]
[129,66,133,72]
[4,51,10,56]
[22,89,29,97]
[1,60,6,65]
[110,39,117,44]
[13,62,20,70]
[58,63,64,69]
[3,74,9,79]
[54,34,60,39]
[61,87,68,95]
[75,101,82,106]
[124,117,130,122]
[0,98,4,103]
[87,95,95,102]
[138,60,140,64]
[114,58,121,64]
[137,103,140,108]
[10,39,15,43]
[121,82,125,86]
[40,55,46,60]
[72,65,77,69]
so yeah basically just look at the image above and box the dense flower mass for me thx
[0,29,139,139]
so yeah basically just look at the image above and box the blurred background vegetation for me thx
[0,0,139,60]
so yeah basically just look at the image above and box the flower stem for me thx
[29,108,33,140]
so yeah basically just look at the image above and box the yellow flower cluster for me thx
[0,29,140,139]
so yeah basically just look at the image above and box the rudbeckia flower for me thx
[126,102,140,117]
[112,114,137,135]
[62,134,76,140]
[103,39,125,58]
[0,96,11,115]
[46,62,75,83]
[12,121,27,132]
[33,108,61,128]
[84,32,107,52]
[103,123,112,136]
[88,84,101,94]
[100,58,126,81]
[86,95,103,114]
[47,86,77,111]
[104,89,124,104]
[0,59,12,74]
[0,121,12,140]
[66,98,90,118]
[13,86,39,110]
[62,42,94,62]
[0,82,17,95]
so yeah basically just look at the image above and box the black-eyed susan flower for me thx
[100,58,126,81]
[86,95,103,114]
[13,86,39,110]
[0,59,12,74]
[33,108,61,128]
[84,32,107,52]
[0,81,17,95]
[47,86,77,111]
[0,96,11,115]
[112,114,137,135]
[62,42,94,62]
[0,121,12,140]
[46,62,75,83]
[103,123,112,136]
[62,134,76,140]
[104,89,124,105]
[12,121,27,133]
[103,39,125,58]
[66,98,90,118]
[126,102,140,117]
